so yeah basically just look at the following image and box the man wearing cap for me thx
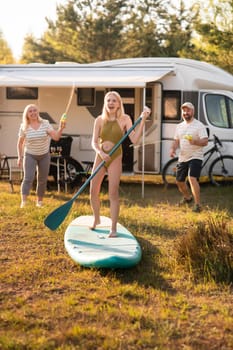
[170,102,208,212]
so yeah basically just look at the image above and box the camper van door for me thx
[136,84,162,174]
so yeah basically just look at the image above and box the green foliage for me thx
[181,0,233,73]
[159,1,198,57]
[20,0,196,63]
[21,0,127,64]
[192,22,233,74]
[2,0,232,73]
[176,216,233,283]
[0,31,14,63]
[77,0,126,62]
[20,0,83,64]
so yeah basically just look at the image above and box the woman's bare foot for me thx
[90,218,101,230]
[108,231,117,238]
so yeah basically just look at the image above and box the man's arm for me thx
[170,139,179,158]
[189,137,208,147]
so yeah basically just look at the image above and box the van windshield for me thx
[205,94,233,128]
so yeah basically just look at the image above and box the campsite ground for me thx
[0,179,232,350]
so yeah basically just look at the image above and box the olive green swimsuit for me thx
[99,120,123,168]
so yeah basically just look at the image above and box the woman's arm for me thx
[48,120,66,141]
[127,107,151,144]
[17,136,25,166]
[91,117,101,153]
[91,117,111,162]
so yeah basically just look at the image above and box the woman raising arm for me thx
[90,91,151,237]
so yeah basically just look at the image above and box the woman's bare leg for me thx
[107,156,122,237]
[90,158,106,229]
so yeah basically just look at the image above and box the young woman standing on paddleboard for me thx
[90,91,151,237]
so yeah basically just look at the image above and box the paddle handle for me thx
[65,84,75,115]
[59,84,76,125]
[71,115,143,201]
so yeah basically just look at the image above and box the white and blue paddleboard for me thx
[64,215,142,268]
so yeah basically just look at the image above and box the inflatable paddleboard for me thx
[64,215,142,268]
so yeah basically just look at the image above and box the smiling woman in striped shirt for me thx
[17,104,66,208]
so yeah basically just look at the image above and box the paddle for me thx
[60,84,76,124]
[44,113,146,230]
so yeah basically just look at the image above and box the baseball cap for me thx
[181,102,194,110]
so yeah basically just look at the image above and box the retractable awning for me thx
[0,64,174,87]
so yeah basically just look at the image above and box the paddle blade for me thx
[44,199,74,230]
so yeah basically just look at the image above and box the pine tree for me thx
[0,31,14,63]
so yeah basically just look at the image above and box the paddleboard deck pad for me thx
[64,215,142,268]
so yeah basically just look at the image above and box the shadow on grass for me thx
[99,236,176,295]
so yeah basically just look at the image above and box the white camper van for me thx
[0,57,233,184]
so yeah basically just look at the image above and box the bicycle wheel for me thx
[50,157,84,188]
[162,157,178,186]
[209,155,233,186]
[63,157,85,187]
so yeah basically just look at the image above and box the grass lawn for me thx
[0,178,232,350]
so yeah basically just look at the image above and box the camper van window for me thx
[6,87,38,99]
[229,98,233,127]
[163,91,181,121]
[77,88,95,106]
[205,94,232,128]
[109,88,135,98]
[146,88,152,107]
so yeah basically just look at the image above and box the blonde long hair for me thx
[21,104,43,131]
[101,91,125,122]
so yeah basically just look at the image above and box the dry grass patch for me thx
[176,215,233,283]
[0,181,233,349]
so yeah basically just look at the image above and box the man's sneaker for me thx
[36,201,43,208]
[192,204,201,213]
[179,197,193,206]
[20,201,26,208]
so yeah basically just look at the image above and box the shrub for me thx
[176,216,233,283]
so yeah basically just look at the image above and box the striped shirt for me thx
[174,118,208,162]
[19,120,53,155]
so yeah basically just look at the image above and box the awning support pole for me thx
[142,88,146,198]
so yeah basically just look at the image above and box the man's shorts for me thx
[176,159,202,182]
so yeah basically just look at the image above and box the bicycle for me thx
[0,152,92,192]
[162,134,233,187]
[49,156,94,189]
[0,155,23,192]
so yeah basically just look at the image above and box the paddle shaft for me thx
[65,84,75,115]
[60,85,76,122]
[70,115,143,201]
